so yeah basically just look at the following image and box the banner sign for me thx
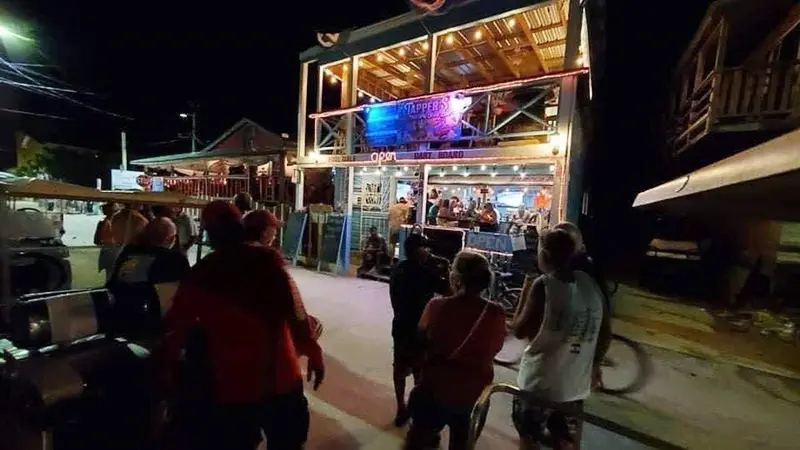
[365,93,471,147]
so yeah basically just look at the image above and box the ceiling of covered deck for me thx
[323,0,575,102]
[633,129,800,222]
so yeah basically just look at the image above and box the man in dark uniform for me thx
[389,233,450,426]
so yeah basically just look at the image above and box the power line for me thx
[0,57,133,120]
[0,107,71,120]
[0,78,89,94]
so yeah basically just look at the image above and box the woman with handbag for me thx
[405,250,506,450]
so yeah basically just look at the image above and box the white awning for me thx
[632,128,800,221]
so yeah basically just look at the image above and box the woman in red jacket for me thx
[161,200,324,450]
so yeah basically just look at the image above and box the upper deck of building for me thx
[665,0,800,160]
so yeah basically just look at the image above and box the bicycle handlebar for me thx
[468,383,586,450]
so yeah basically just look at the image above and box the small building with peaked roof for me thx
[130,118,296,204]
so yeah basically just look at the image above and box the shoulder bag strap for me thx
[446,301,489,361]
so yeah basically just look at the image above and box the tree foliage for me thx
[10,149,107,186]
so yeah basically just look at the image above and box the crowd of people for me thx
[389,222,611,450]
[92,190,610,450]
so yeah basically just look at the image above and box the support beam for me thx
[297,61,310,160]
[518,13,551,73]
[482,24,520,78]
[562,0,582,70]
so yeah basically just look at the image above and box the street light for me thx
[0,25,33,42]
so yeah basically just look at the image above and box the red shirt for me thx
[161,244,321,403]
[418,295,506,406]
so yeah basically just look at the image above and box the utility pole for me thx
[180,105,198,153]
[191,112,197,153]
[120,130,128,170]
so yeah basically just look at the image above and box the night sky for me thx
[0,0,713,248]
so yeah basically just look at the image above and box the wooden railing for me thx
[715,59,800,122]
[667,59,800,154]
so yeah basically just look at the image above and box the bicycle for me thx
[494,279,654,395]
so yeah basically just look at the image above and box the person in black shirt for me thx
[106,217,190,338]
[389,233,450,427]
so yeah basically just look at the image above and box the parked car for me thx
[3,208,72,296]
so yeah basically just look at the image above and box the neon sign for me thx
[370,151,396,163]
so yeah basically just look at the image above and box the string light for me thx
[445,34,454,45]
[513,165,520,171]
[381,166,387,172]
[480,165,487,171]
[423,41,429,50]
[474,30,483,40]
[399,48,406,57]
[508,18,516,29]
[403,166,408,172]
[342,64,348,72]
[377,54,384,62]
[330,76,338,84]
[358,91,364,98]
[452,165,458,171]
[439,170,445,177]
[549,164,555,173]
[370,97,378,103]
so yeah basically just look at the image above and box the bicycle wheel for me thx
[597,334,653,395]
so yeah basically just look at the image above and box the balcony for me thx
[668,60,800,154]
[309,71,581,157]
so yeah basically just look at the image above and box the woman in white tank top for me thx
[510,229,610,450]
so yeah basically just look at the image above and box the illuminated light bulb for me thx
[381,166,387,172]
[370,97,377,103]
[361,167,367,173]
[439,171,445,177]
[480,165,487,171]
[358,91,364,98]
[452,165,458,171]
[463,171,470,177]
[445,34,454,45]
[549,164,555,173]
[377,54,384,62]
[505,188,510,192]
[403,166,408,172]
[324,69,332,76]
[508,18,516,29]
[491,172,497,177]
[399,48,406,57]
[395,170,403,177]
[342,64,348,71]
[330,76,338,84]
[513,165,520,171]
[375,168,382,174]
[423,41,429,50]
[474,30,483,40]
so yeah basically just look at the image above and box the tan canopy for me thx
[0,177,209,209]
[633,128,800,221]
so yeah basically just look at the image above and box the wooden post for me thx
[707,19,728,128]
[425,34,437,93]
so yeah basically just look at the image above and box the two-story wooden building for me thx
[635,0,800,307]
[295,0,602,268]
